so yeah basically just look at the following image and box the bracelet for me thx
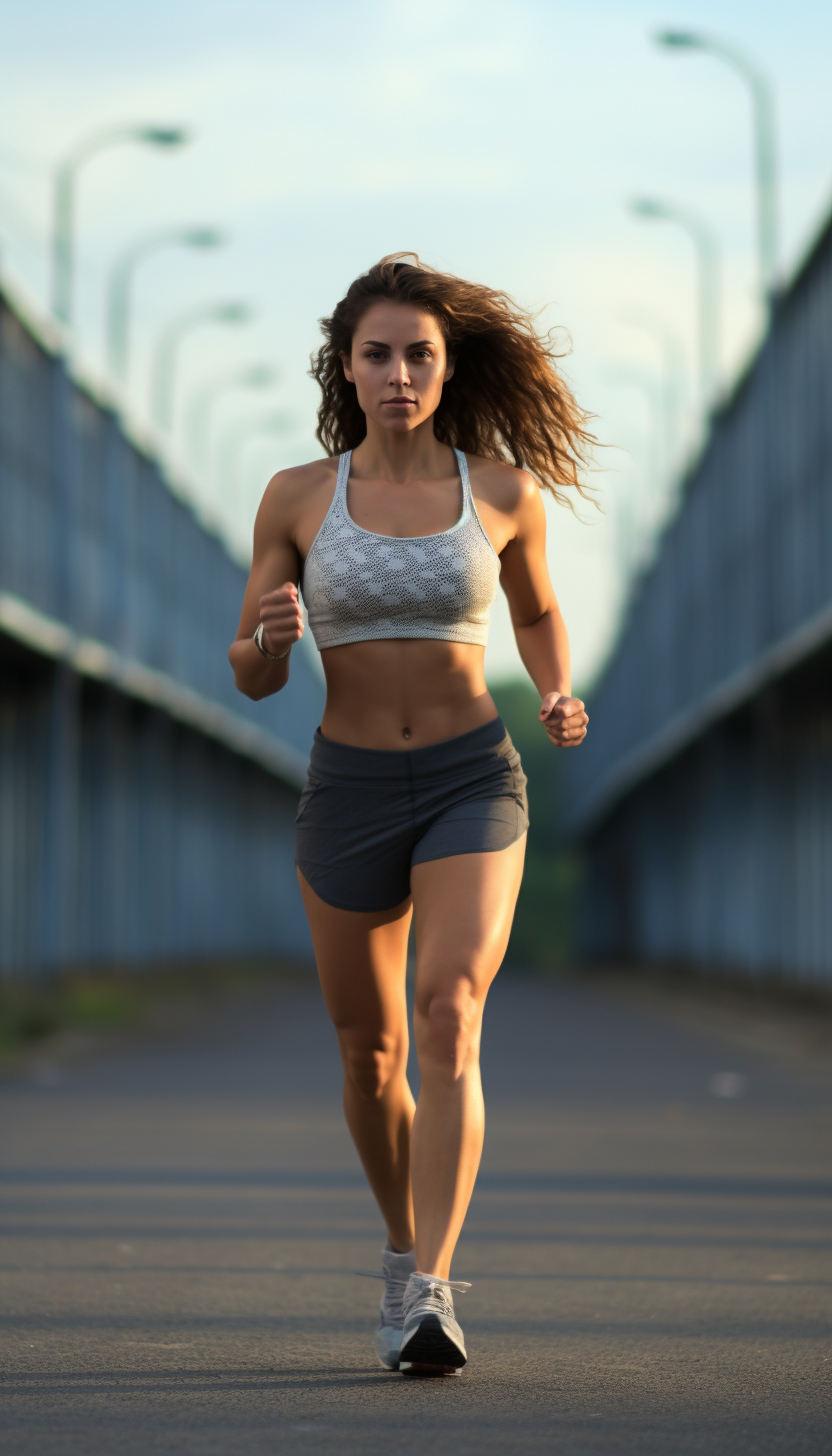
[254,622,291,660]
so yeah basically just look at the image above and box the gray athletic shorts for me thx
[295,716,528,912]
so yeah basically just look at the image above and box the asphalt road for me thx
[1,971,830,1454]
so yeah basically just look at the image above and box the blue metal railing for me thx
[568,210,832,834]
[0,293,322,779]
[0,287,325,978]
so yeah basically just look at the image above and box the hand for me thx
[539,691,588,748]
[258,582,304,657]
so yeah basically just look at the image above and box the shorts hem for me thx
[410,818,529,870]
[296,862,411,914]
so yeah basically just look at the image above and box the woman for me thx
[229,255,590,1375]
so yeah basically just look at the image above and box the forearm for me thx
[513,606,571,699]
[228,638,292,700]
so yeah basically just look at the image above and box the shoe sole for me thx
[374,1329,402,1371]
[398,1314,467,1372]
[375,1351,400,1371]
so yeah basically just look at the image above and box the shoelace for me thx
[402,1274,471,1322]
[355,1270,471,1322]
[354,1269,411,1325]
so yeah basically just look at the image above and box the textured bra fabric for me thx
[301,449,500,651]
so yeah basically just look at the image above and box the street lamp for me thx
[603,370,664,491]
[602,373,662,585]
[186,364,277,475]
[106,226,225,385]
[150,302,253,434]
[52,123,189,327]
[655,30,779,299]
[214,411,294,511]
[619,312,688,470]
[629,198,720,411]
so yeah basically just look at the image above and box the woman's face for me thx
[342,301,453,435]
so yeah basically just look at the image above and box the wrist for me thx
[254,622,291,661]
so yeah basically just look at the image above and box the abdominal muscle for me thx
[318,638,498,750]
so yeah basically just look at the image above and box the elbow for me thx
[232,671,272,702]
[228,646,261,701]
[231,669,284,703]
[235,680,263,701]
[515,604,557,632]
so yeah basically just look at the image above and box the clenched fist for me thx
[539,692,588,748]
[259,582,304,657]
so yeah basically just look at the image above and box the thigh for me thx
[297,869,412,1036]
[409,837,526,1009]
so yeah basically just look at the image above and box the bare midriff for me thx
[319,638,498,750]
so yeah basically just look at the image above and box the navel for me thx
[402,727,412,740]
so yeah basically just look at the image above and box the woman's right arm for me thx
[228,474,305,701]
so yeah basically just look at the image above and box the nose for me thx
[388,353,411,388]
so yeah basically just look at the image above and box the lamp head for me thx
[142,127,190,147]
[242,366,276,387]
[629,198,665,220]
[654,30,703,50]
[216,302,253,324]
[185,228,225,249]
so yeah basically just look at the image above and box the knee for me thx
[415,985,481,1083]
[337,1028,405,1100]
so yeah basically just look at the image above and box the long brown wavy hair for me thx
[310,253,595,506]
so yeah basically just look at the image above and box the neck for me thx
[351,418,455,484]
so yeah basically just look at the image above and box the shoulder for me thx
[252,455,340,556]
[260,456,339,511]
[465,455,542,517]
[255,455,339,530]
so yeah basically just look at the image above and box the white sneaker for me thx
[373,1243,417,1370]
[398,1272,471,1373]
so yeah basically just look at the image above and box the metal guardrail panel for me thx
[569,211,832,983]
[569,213,832,834]
[0,290,324,768]
[0,288,325,978]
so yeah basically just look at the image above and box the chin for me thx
[377,416,423,433]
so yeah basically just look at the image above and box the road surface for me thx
[1,971,830,1453]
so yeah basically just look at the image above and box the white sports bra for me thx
[301,449,500,651]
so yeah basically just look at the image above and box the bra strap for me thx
[336,450,352,502]
[453,448,471,508]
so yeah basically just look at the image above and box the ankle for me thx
[414,1261,451,1280]
[386,1237,415,1255]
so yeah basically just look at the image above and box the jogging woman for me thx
[230,255,590,1374]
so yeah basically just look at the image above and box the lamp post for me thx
[52,124,189,328]
[655,30,779,299]
[603,369,668,577]
[186,365,277,475]
[106,226,224,386]
[150,302,253,435]
[619,312,688,470]
[214,412,293,512]
[604,371,664,489]
[629,197,720,411]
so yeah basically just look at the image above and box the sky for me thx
[1,0,831,686]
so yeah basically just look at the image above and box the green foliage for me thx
[66,984,139,1027]
[0,979,140,1058]
[0,959,312,1062]
[490,679,581,970]
[0,995,61,1049]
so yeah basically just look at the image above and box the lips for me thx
[384,397,416,406]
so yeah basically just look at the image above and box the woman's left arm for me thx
[499,475,588,749]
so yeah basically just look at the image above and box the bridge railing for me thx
[0,287,325,978]
[0,291,323,784]
[568,210,832,834]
